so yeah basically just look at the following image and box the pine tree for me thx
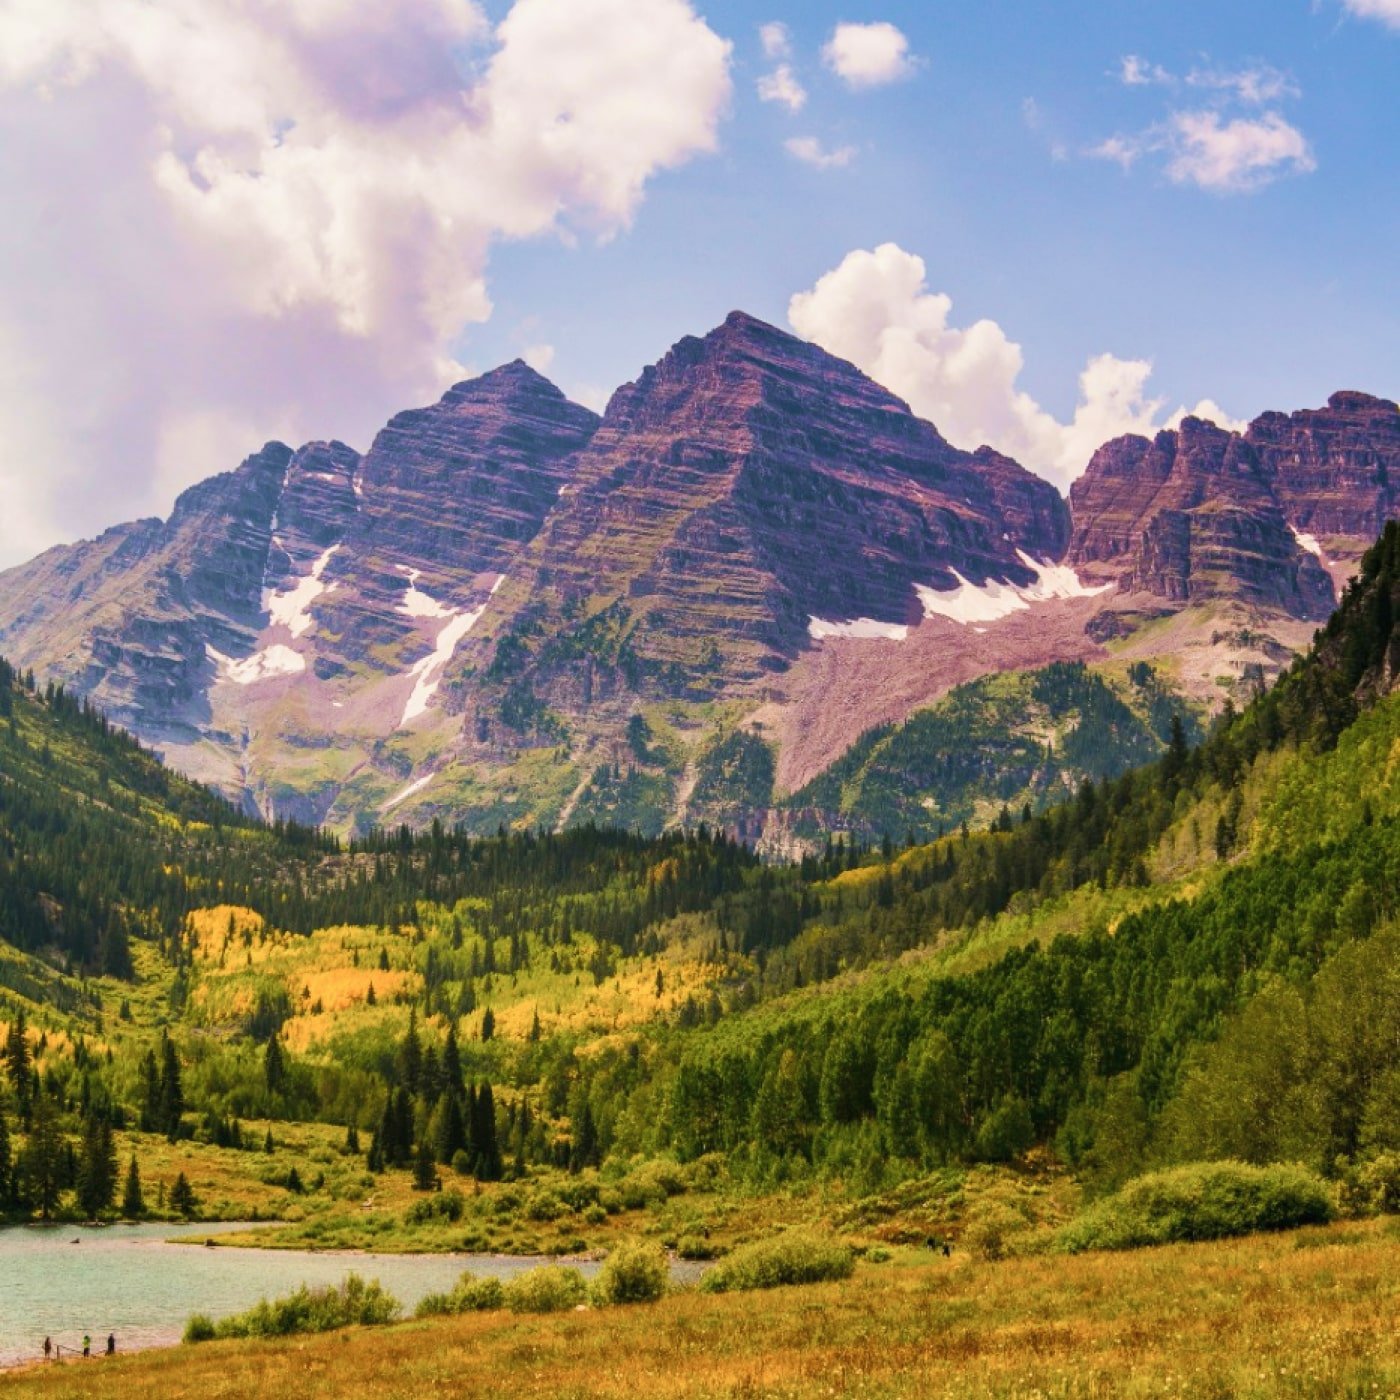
[264,1032,286,1094]
[169,1171,197,1218]
[158,1032,184,1141]
[480,1007,495,1042]
[569,1098,599,1173]
[433,1093,465,1167]
[441,1027,463,1095]
[473,1082,502,1181]
[399,1009,423,1095]
[411,1138,437,1192]
[22,1092,64,1220]
[344,1123,360,1155]
[0,1101,11,1206]
[76,1115,118,1218]
[4,1012,31,1122]
[121,1154,144,1218]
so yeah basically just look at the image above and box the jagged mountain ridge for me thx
[0,307,1396,840]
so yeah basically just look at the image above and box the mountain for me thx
[0,307,1396,841]
[1069,392,1400,614]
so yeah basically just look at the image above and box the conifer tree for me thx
[121,1154,144,1218]
[399,1009,423,1095]
[480,1007,495,1042]
[0,1101,11,1206]
[473,1082,502,1181]
[4,1012,31,1123]
[169,1171,197,1217]
[22,1092,64,1220]
[76,1115,117,1218]
[412,1138,437,1192]
[344,1123,360,1155]
[441,1027,463,1095]
[433,1093,465,1167]
[158,1032,184,1141]
[264,1032,286,1094]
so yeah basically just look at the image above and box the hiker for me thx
[42,1337,51,1361]
[106,1334,116,1356]
[82,1335,90,1358]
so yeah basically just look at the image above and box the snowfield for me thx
[917,552,1112,626]
[400,575,504,726]
[264,544,339,639]
[207,643,306,685]
[808,616,910,642]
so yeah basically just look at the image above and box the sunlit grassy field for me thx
[3,1220,1396,1399]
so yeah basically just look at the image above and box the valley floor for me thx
[2,1220,1396,1400]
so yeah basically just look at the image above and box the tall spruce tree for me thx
[4,1012,31,1123]
[76,1116,117,1218]
[121,1154,144,1218]
[22,1092,64,1220]
[0,1100,11,1207]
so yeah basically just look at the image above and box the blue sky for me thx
[0,0,1395,564]
[472,0,1398,427]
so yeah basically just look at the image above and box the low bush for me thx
[676,1233,719,1260]
[413,1273,505,1318]
[620,1161,687,1210]
[525,1190,567,1222]
[1340,1152,1400,1217]
[1059,1161,1335,1254]
[591,1240,668,1306]
[185,1275,401,1343]
[502,1265,589,1314]
[405,1189,465,1225]
[698,1232,854,1294]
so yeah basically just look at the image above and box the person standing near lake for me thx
[82,1334,90,1358]
[106,1334,115,1356]
[42,1337,51,1361]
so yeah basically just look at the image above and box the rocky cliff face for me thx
[0,311,1395,842]
[1069,396,1400,619]
[475,312,1069,702]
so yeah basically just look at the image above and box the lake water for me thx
[0,1223,610,1367]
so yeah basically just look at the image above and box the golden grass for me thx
[3,1221,1396,1398]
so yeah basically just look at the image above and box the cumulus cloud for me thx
[1119,54,1172,87]
[758,64,806,112]
[0,0,732,566]
[822,22,915,90]
[788,243,1240,491]
[785,136,857,169]
[1342,0,1400,27]
[1164,109,1315,192]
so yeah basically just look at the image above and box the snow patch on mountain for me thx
[383,770,438,812]
[395,566,453,620]
[1291,526,1325,560]
[207,643,306,685]
[264,544,339,638]
[400,575,504,725]
[808,616,910,642]
[917,553,1111,626]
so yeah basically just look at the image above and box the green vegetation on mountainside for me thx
[785,658,1203,841]
[1,524,1400,1257]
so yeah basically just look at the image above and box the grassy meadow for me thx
[2,1219,1397,1399]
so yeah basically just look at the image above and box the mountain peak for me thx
[442,358,576,408]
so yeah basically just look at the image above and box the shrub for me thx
[406,1189,465,1225]
[620,1161,687,1209]
[676,1233,719,1260]
[525,1190,567,1222]
[1059,1161,1335,1254]
[451,1150,473,1176]
[185,1275,401,1342]
[592,1240,668,1306]
[962,1201,1030,1262]
[698,1232,854,1293]
[502,1265,589,1314]
[1341,1152,1400,1217]
[414,1273,505,1318]
[182,1315,216,1344]
[582,1203,608,1226]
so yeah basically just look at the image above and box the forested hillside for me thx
[2,524,1399,1238]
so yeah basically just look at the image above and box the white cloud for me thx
[822,21,915,90]
[1166,399,1249,434]
[788,243,1240,491]
[1093,109,1315,193]
[0,0,732,566]
[758,63,806,112]
[759,21,791,59]
[1186,63,1297,105]
[1165,109,1315,192]
[1119,54,1172,87]
[522,343,555,373]
[785,136,857,170]
[1342,0,1400,28]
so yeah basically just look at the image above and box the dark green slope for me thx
[784,660,1203,842]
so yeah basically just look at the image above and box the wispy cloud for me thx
[758,64,806,112]
[759,20,791,59]
[785,136,857,170]
[1341,0,1400,30]
[1098,53,1313,193]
